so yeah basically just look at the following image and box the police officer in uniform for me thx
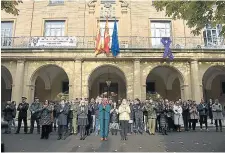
[15,97,29,134]
[29,97,41,134]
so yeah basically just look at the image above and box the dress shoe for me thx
[125,137,128,140]
[121,138,124,140]
[57,137,61,140]
[104,138,108,141]
[80,137,83,140]
[15,132,19,134]
[100,138,104,141]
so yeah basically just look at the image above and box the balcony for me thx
[1,36,225,50]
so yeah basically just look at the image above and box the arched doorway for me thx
[146,65,184,101]
[1,66,13,107]
[202,65,225,104]
[88,65,127,102]
[30,65,69,102]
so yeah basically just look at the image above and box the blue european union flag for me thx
[111,19,120,57]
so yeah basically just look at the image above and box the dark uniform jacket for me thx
[17,102,29,118]
[56,104,69,125]
[3,104,15,121]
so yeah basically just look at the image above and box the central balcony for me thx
[1,36,225,50]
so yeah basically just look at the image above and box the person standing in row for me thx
[15,97,29,134]
[133,99,144,134]
[70,99,79,135]
[145,99,157,135]
[198,99,209,131]
[39,100,53,139]
[182,101,190,131]
[212,99,223,132]
[189,102,199,131]
[57,98,69,140]
[110,102,119,135]
[99,98,111,141]
[94,97,100,136]
[173,101,183,132]
[208,99,213,124]
[3,101,16,134]
[77,100,89,140]
[118,99,130,140]
[29,97,41,134]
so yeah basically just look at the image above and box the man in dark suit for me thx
[15,97,29,134]
[56,97,69,140]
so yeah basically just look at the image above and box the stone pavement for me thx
[2,128,225,152]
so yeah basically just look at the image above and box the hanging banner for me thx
[30,37,77,47]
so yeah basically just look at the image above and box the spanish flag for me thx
[102,17,110,54]
[95,21,102,56]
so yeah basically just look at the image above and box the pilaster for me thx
[133,59,141,99]
[190,60,203,103]
[11,60,25,105]
[73,58,82,99]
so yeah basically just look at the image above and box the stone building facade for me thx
[1,0,225,106]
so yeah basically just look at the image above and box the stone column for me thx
[73,59,82,99]
[190,60,203,103]
[11,60,25,105]
[133,59,141,99]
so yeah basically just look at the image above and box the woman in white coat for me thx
[173,101,183,132]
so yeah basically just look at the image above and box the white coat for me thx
[173,105,183,125]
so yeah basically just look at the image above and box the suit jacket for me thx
[17,102,29,118]
[98,104,111,120]
[56,104,69,125]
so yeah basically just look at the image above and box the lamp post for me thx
[106,80,111,99]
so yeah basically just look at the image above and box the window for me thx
[146,82,155,93]
[1,21,13,47]
[222,82,225,94]
[203,24,223,47]
[151,21,171,47]
[100,20,118,46]
[62,81,69,93]
[49,0,64,5]
[44,20,65,36]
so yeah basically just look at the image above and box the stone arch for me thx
[202,65,225,102]
[87,64,127,100]
[1,65,13,104]
[29,64,70,102]
[145,64,185,101]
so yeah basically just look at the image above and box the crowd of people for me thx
[2,96,225,141]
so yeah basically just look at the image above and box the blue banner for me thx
[111,20,120,57]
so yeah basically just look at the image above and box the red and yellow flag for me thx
[95,21,102,56]
[102,17,110,54]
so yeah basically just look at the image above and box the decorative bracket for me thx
[119,0,128,13]
[88,0,97,14]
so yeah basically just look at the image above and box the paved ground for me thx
[2,128,225,152]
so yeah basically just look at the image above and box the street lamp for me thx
[106,68,111,99]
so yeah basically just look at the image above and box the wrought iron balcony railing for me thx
[1,36,225,50]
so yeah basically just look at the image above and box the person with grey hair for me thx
[77,100,89,140]
[212,99,223,132]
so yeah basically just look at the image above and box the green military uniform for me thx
[71,103,79,134]
[145,102,157,134]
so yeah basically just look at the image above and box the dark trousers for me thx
[191,119,197,130]
[120,120,128,139]
[199,115,208,129]
[167,117,173,131]
[41,125,50,139]
[183,115,189,130]
[188,119,192,129]
[80,125,86,138]
[17,117,28,133]
[30,117,40,133]
[58,125,66,138]
[135,117,143,133]
[215,119,222,129]
[156,116,160,132]
[67,118,73,133]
